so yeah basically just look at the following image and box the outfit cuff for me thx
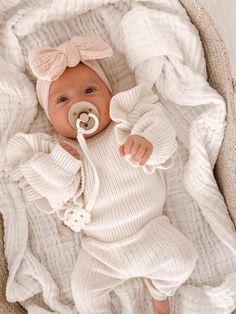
[50,143,82,175]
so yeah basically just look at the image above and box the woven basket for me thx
[179,0,236,228]
[0,0,235,313]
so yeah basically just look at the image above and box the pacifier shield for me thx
[68,101,99,134]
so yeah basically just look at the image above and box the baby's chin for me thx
[56,128,77,140]
[60,128,97,140]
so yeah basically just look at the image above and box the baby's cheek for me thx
[60,125,77,138]
[52,114,77,138]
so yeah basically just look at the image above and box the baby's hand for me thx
[119,135,153,166]
[60,143,81,160]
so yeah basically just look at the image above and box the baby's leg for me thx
[143,217,198,311]
[71,246,126,314]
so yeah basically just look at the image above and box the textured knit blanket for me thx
[0,0,236,313]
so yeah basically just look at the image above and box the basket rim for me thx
[179,0,235,117]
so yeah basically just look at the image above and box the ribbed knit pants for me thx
[71,216,198,314]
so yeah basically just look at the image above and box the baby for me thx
[6,35,198,314]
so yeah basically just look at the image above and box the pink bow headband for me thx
[28,34,113,119]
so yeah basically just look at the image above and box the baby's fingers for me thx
[130,140,141,158]
[119,137,134,156]
[119,144,125,156]
[139,147,152,165]
[119,135,153,166]
[133,144,147,162]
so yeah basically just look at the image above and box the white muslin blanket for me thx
[0,0,236,313]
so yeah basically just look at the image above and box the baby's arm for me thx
[6,132,84,215]
[110,83,177,173]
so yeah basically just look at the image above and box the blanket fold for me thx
[113,3,236,252]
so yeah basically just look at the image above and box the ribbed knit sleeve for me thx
[110,83,178,173]
[6,132,84,213]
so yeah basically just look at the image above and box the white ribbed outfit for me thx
[6,84,198,314]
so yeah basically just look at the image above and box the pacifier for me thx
[67,101,101,233]
[68,101,99,135]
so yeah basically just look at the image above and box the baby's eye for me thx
[57,96,69,104]
[85,87,96,94]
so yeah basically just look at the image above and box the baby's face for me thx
[48,63,112,139]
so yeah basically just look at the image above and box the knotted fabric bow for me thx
[28,34,113,82]
[28,34,113,118]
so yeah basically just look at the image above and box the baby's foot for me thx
[152,298,170,314]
